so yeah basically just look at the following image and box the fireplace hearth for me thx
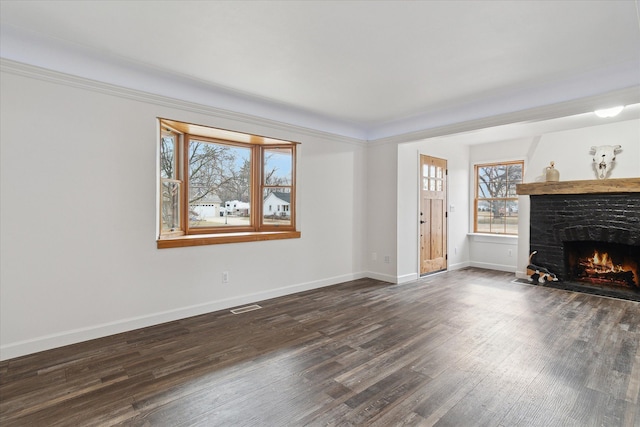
[517,178,640,301]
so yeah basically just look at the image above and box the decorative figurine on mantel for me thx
[545,161,559,182]
[590,144,622,179]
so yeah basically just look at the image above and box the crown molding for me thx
[368,86,640,146]
[4,58,637,150]
[0,58,367,148]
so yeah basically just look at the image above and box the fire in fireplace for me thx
[565,241,640,291]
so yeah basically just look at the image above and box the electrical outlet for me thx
[372,252,377,261]
[384,255,390,264]
[222,271,229,283]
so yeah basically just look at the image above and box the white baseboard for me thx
[469,261,516,273]
[365,271,398,283]
[380,262,471,285]
[396,273,419,284]
[449,261,471,271]
[0,272,367,361]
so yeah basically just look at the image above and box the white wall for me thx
[0,69,368,360]
[365,141,398,282]
[2,64,637,361]
[396,140,471,282]
[467,138,533,272]
[525,120,640,182]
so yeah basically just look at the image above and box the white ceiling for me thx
[1,1,639,140]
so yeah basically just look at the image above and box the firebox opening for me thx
[564,241,640,291]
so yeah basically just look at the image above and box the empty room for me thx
[1,1,639,425]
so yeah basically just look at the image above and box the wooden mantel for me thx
[516,177,640,195]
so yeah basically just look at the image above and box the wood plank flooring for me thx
[1,268,639,426]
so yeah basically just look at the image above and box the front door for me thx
[420,155,447,275]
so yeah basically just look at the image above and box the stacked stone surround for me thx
[529,193,640,280]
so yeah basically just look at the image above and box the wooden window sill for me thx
[157,230,301,249]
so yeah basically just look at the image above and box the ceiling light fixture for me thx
[594,106,624,118]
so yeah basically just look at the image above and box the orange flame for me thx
[587,251,624,273]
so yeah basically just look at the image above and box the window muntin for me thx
[158,119,298,244]
[262,147,294,227]
[422,163,444,192]
[474,161,523,235]
[187,138,252,229]
[160,130,182,234]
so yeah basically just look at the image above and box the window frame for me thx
[473,160,523,235]
[159,128,184,237]
[157,118,300,248]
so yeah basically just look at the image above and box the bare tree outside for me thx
[160,133,181,232]
[476,162,523,234]
[158,119,298,239]
[160,133,295,229]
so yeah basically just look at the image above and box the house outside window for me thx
[158,118,299,248]
[474,161,523,235]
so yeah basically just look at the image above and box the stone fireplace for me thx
[517,178,640,300]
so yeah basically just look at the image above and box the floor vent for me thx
[230,304,262,315]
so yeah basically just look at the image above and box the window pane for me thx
[161,181,180,231]
[506,200,519,234]
[188,140,251,228]
[263,188,292,226]
[476,202,491,233]
[478,200,520,234]
[264,148,292,185]
[507,164,523,182]
[490,200,507,233]
[475,161,523,235]
[160,134,175,179]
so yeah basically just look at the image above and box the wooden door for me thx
[420,155,447,275]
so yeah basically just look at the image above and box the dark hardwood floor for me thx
[1,268,639,426]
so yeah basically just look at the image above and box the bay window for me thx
[157,118,299,248]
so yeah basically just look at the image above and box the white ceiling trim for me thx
[369,86,640,146]
[0,58,366,147]
[367,61,640,141]
[3,56,637,151]
[2,23,638,142]
[0,25,367,140]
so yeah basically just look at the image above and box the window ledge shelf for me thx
[467,233,518,244]
[157,230,301,249]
